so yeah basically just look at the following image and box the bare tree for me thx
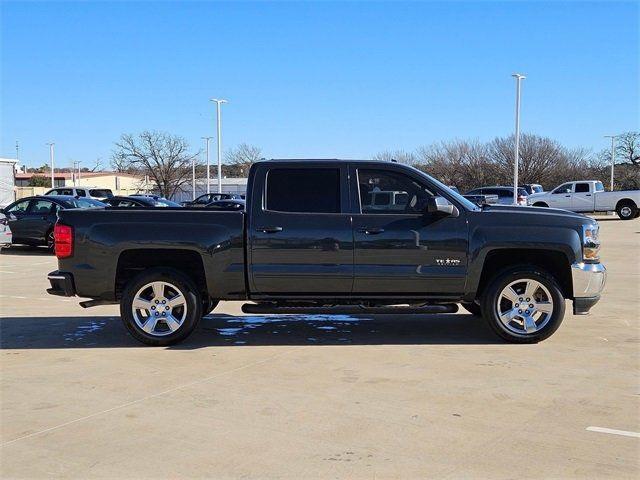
[372,149,416,164]
[616,131,640,166]
[223,143,263,177]
[111,131,199,199]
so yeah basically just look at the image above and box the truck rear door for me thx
[571,182,595,212]
[247,163,354,295]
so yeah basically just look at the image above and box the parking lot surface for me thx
[1,215,638,479]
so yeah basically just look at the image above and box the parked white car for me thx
[45,187,114,200]
[527,180,640,220]
[0,212,12,250]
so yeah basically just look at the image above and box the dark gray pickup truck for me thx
[48,160,606,346]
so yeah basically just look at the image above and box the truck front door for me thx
[350,166,468,296]
[248,165,354,295]
[548,183,573,209]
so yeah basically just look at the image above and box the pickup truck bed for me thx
[48,160,607,346]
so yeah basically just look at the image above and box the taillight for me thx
[517,195,526,205]
[54,223,73,258]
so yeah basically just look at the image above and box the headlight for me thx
[582,224,600,261]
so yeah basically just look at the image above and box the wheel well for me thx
[476,249,572,299]
[533,202,548,207]
[615,198,637,210]
[115,249,207,300]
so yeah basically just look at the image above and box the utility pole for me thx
[46,142,55,187]
[210,98,227,194]
[604,135,618,191]
[511,73,526,205]
[77,161,82,185]
[202,136,213,194]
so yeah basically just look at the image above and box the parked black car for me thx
[205,199,245,210]
[105,196,183,208]
[48,160,606,346]
[180,193,243,207]
[1,195,104,249]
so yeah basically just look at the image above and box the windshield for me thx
[408,166,480,211]
[154,199,182,207]
[67,198,106,209]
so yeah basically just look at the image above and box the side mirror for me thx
[426,196,459,217]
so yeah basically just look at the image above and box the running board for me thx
[241,303,458,315]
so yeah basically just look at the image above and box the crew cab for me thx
[47,160,606,346]
[527,180,640,220]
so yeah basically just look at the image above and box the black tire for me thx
[616,201,638,220]
[120,267,202,346]
[202,298,220,316]
[461,301,482,317]
[481,266,566,344]
[533,202,548,208]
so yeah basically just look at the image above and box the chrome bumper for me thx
[571,262,606,314]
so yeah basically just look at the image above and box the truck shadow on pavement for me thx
[1,245,53,256]
[0,313,502,349]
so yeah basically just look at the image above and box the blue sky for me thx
[1,1,638,168]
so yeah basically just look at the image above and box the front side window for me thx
[358,169,433,214]
[76,189,86,197]
[7,200,31,213]
[553,183,572,194]
[575,183,590,193]
[266,168,341,213]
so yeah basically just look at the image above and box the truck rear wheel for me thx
[481,266,565,343]
[616,201,638,220]
[120,268,202,346]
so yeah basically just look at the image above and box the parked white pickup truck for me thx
[527,180,640,220]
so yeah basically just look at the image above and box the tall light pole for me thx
[604,135,618,191]
[210,98,227,194]
[511,73,526,205]
[46,142,55,187]
[202,136,213,194]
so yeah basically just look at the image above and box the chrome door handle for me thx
[359,227,384,235]
[257,226,283,233]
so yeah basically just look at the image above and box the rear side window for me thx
[266,168,340,213]
[89,189,113,198]
[497,189,512,198]
[575,183,590,193]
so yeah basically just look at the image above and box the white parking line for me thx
[586,427,640,438]
[0,270,16,274]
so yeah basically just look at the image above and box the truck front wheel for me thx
[120,268,202,346]
[481,266,565,343]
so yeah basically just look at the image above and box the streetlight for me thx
[202,136,213,194]
[46,142,55,187]
[511,73,526,205]
[210,98,227,194]
[604,135,618,191]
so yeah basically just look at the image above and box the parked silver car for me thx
[465,186,529,206]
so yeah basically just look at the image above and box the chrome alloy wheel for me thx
[132,281,187,336]
[496,279,554,335]
[620,206,632,218]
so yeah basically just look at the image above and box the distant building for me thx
[0,158,18,206]
[15,171,143,190]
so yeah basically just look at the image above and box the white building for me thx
[0,158,18,207]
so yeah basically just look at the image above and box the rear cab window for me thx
[575,183,590,193]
